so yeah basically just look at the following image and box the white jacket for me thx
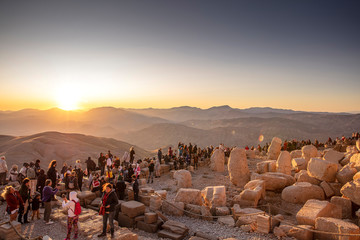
[62,191,80,218]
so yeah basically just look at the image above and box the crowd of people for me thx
[1,132,359,239]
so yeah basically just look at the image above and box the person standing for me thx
[62,191,80,240]
[155,158,161,178]
[18,178,31,224]
[2,186,23,222]
[98,153,106,176]
[98,183,118,238]
[0,156,8,185]
[132,175,139,202]
[42,179,58,224]
[9,164,19,182]
[27,162,37,196]
[147,160,155,184]
[157,148,162,163]
[129,147,135,164]
[47,160,57,188]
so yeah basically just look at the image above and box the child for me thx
[62,191,80,240]
[31,193,41,220]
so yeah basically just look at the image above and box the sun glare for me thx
[55,85,82,111]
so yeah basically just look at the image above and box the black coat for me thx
[102,190,118,212]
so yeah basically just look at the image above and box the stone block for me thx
[144,212,158,224]
[320,181,335,198]
[341,179,360,205]
[201,185,226,207]
[295,170,321,185]
[282,182,325,204]
[307,158,338,182]
[173,170,192,188]
[330,196,352,219]
[121,201,146,218]
[118,212,135,228]
[296,199,342,226]
[162,201,184,216]
[315,217,360,240]
[162,220,189,236]
[175,188,202,206]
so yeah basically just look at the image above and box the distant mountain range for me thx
[0,106,359,150]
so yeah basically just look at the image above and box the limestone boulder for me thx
[267,137,282,160]
[292,158,307,171]
[175,188,202,206]
[161,201,184,216]
[290,150,302,159]
[210,149,225,172]
[161,220,189,236]
[233,180,265,207]
[215,207,230,216]
[234,207,264,226]
[275,224,313,240]
[336,164,357,185]
[257,160,276,174]
[315,217,360,240]
[228,148,250,187]
[282,182,325,204]
[121,201,146,218]
[255,172,295,191]
[296,199,342,226]
[302,145,318,163]
[218,216,235,227]
[307,158,338,182]
[295,170,321,185]
[357,139,360,152]
[324,149,345,164]
[330,196,352,219]
[173,170,192,188]
[350,153,360,170]
[201,186,226,208]
[320,181,335,198]
[276,151,292,175]
[340,179,360,205]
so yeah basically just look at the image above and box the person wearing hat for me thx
[98,183,118,238]
[0,156,8,185]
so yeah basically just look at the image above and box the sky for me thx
[0,0,359,112]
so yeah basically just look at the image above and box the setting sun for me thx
[55,85,82,111]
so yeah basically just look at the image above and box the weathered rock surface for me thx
[350,153,360,170]
[173,170,192,188]
[315,217,360,240]
[254,172,295,191]
[276,151,292,175]
[292,158,308,171]
[210,149,225,172]
[233,179,265,207]
[290,150,303,159]
[282,182,325,204]
[295,170,321,185]
[340,179,360,205]
[267,137,282,160]
[228,148,250,187]
[275,224,313,240]
[330,196,352,219]
[201,185,226,208]
[302,145,318,163]
[324,149,345,163]
[121,201,146,218]
[175,188,202,206]
[296,199,342,226]
[307,158,338,182]
[162,201,185,216]
[336,164,357,185]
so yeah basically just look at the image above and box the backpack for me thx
[71,200,81,215]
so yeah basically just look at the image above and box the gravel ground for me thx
[0,157,295,239]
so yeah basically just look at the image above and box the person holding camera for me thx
[42,179,58,224]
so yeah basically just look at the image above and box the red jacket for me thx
[6,191,24,211]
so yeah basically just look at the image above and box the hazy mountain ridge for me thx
[0,106,359,151]
[0,131,151,169]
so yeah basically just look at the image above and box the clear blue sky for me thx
[0,0,359,112]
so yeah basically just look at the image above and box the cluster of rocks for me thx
[206,137,360,240]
